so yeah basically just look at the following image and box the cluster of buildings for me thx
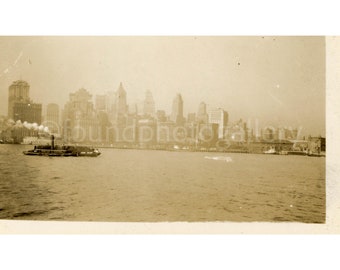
[59,83,229,148]
[0,79,325,153]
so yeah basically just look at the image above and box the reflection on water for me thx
[0,144,325,223]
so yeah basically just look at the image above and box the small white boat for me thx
[264,147,276,154]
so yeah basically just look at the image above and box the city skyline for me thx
[0,36,325,136]
[2,79,316,136]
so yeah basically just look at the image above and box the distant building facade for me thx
[156,110,167,123]
[143,90,155,116]
[208,108,228,139]
[198,123,219,147]
[62,88,100,143]
[95,94,108,112]
[187,113,196,123]
[111,83,129,142]
[157,121,177,145]
[44,103,60,134]
[170,93,184,125]
[137,119,157,147]
[12,103,42,124]
[115,82,128,125]
[8,80,30,119]
[7,80,42,124]
[197,102,208,124]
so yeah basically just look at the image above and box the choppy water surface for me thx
[0,144,325,223]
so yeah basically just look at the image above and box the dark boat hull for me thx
[22,135,101,157]
[23,149,101,157]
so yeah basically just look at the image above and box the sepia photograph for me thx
[3,2,340,270]
[0,36,327,225]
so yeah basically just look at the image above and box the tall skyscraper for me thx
[7,80,42,124]
[143,90,155,116]
[45,103,60,134]
[114,82,128,126]
[208,108,228,139]
[62,88,100,142]
[170,93,184,125]
[197,102,208,124]
[116,82,127,115]
[7,80,30,119]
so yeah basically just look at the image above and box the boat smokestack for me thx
[51,135,55,150]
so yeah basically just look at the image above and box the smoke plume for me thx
[7,119,50,133]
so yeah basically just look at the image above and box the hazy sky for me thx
[0,36,325,136]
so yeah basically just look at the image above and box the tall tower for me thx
[197,101,208,123]
[143,90,155,116]
[171,93,184,125]
[116,83,127,124]
[62,88,100,142]
[8,80,30,119]
[8,80,42,124]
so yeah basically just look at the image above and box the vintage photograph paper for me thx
[0,36,334,233]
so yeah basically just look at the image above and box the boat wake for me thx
[204,156,233,162]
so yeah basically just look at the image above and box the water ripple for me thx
[0,145,325,223]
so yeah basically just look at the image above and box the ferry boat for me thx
[23,135,101,157]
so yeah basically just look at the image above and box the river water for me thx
[0,144,325,223]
